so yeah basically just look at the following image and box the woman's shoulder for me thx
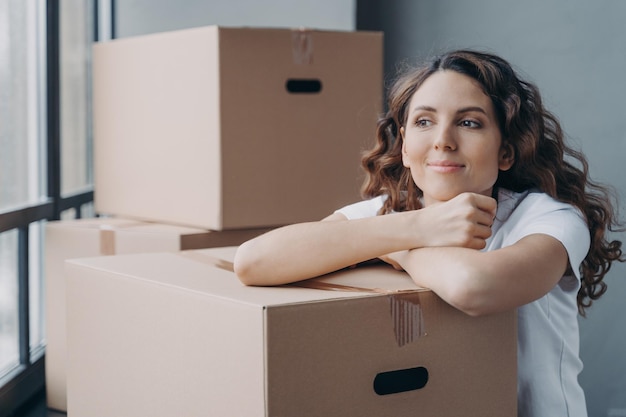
[495,187,589,249]
[496,190,589,245]
[497,188,584,221]
[494,188,591,279]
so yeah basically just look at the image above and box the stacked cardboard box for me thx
[44,217,272,411]
[51,26,384,412]
[65,246,517,417]
[92,26,384,230]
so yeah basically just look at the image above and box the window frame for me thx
[0,0,107,414]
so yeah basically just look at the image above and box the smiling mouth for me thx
[427,161,465,172]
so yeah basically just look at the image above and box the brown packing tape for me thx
[55,218,144,256]
[389,294,426,347]
[179,251,235,273]
[99,229,116,256]
[96,221,144,256]
[291,29,313,65]
[292,280,426,347]
[290,279,414,295]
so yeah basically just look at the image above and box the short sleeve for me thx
[525,208,589,280]
[334,196,386,220]
[500,193,591,280]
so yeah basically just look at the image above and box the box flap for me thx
[66,247,423,309]
[199,246,427,293]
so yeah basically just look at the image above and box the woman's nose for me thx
[433,125,457,150]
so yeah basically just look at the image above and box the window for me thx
[0,0,103,413]
[61,0,95,199]
[0,0,47,386]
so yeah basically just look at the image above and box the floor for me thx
[9,390,65,417]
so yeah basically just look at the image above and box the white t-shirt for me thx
[336,188,591,417]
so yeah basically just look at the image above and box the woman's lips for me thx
[427,160,465,173]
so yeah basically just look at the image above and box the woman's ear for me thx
[400,127,410,168]
[499,142,515,171]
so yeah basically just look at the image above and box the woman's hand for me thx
[410,192,497,250]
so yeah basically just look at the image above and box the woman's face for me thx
[401,70,513,206]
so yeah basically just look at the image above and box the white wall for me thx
[114,0,355,38]
[360,1,626,415]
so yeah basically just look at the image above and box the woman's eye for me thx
[415,118,432,127]
[460,119,481,128]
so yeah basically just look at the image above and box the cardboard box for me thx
[45,218,271,412]
[93,26,383,230]
[66,246,517,416]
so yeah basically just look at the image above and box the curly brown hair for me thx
[361,50,623,315]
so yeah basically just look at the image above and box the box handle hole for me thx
[285,79,322,94]
[373,366,429,395]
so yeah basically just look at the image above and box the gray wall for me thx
[114,0,355,38]
[358,1,626,416]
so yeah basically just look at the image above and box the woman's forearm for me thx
[234,193,501,286]
[234,213,417,286]
[392,234,569,316]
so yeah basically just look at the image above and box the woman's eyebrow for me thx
[409,105,436,114]
[457,106,488,115]
[410,105,488,115]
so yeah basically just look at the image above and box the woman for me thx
[234,50,623,416]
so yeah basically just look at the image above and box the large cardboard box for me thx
[66,246,517,416]
[45,218,271,412]
[93,26,383,230]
